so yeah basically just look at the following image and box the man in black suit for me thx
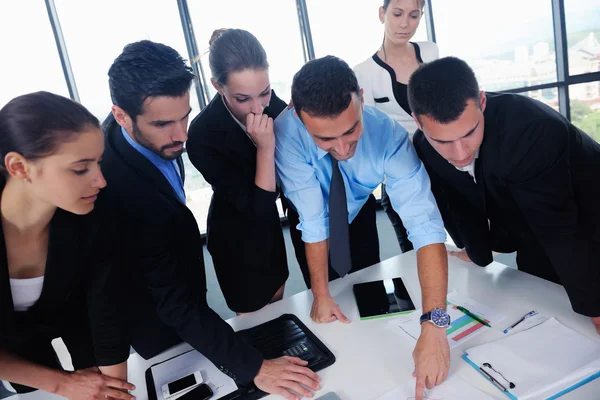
[100,40,321,398]
[409,56,600,333]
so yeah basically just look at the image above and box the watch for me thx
[420,308,451,328]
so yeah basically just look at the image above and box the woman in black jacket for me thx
[187,29,289,314]
[0,92,132,399]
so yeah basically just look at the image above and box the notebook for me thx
[463,318,600,399]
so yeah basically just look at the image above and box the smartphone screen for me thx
[168,373,199,395]
[178,384,213,400]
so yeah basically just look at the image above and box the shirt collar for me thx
[120,126,170,166]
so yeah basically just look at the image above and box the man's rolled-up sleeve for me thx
[275,117,328,243]
[384,122,447,250]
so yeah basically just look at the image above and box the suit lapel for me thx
[107,119,184,203]
[210,95,257,171]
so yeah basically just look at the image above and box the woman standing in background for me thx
[354,0,439,253]
[186,29,290,314]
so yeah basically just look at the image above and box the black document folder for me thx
[146,314,336,399]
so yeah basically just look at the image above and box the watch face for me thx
[431,308,451,327]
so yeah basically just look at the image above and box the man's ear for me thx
[111,105,132,132]
[412,112,424,131]
[480,90,487,113]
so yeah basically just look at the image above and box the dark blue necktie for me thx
[329,156,352,277]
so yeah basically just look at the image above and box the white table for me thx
[11,252,600,399]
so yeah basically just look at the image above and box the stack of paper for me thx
[465,318,600,399]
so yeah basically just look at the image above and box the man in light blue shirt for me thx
[275,56,450,398]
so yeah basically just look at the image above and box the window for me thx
[525,87,559,112]
[433,0,557,91]
[188,0,306,103]
[0,1,70,108]
[306,0,428,69]
[565,0,600,76]
[570,83,600,141]
[54,0,200,120]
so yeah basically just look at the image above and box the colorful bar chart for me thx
[445,303,490,345]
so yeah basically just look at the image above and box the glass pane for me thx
[524,87,559,112]
[570,82,600,142]
[54,0,200,120]
[0,1,70,107]
[433,0,557,91]
[188,0,305,103]
[565,0,600,76]
[307,0,428,69]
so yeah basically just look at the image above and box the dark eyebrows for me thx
[150,108,193,126]
[432,120,480,144]
[314,120,360,141]
[234,85,271,98]
[70,158,95,164]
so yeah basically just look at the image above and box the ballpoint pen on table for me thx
[503,310,538,334]
[456,306,491,327]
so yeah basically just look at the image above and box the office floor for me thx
[0,209,516,398]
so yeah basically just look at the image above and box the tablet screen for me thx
[353,278,416,319]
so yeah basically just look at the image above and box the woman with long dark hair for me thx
[0,92,132,399]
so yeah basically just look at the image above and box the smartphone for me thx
[162,371,203,399]
[177,383,213,400]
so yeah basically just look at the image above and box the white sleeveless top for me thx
[10,276,44,312]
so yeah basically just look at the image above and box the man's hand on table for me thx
[412,323,450,400]
[310,293,350,324]
[254,357,322,400]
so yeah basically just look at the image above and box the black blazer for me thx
[414,92,600,316]
[0,200,129,367]
[186,91,289,312]
[99,117,263,384]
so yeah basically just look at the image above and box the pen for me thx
[457,306,491,327]
[503,310,537,334]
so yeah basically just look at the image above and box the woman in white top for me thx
[0,92,133,399]
[354,0,439,253]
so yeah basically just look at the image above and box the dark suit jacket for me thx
[99,117,263,384]
[186,91,289,312]
[414,92,600,316]
[0,200,129,367]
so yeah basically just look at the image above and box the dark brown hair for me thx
[208,29,268,86]
[0,91,99,178]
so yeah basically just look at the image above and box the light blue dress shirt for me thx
[121,127,186,203]
[274,105,446,251]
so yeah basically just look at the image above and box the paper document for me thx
[151,350,238,400]
[375,374,495,399]
[465,318,600,400]
[389,290,505,349]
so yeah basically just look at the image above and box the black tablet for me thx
[353,278,416,320]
